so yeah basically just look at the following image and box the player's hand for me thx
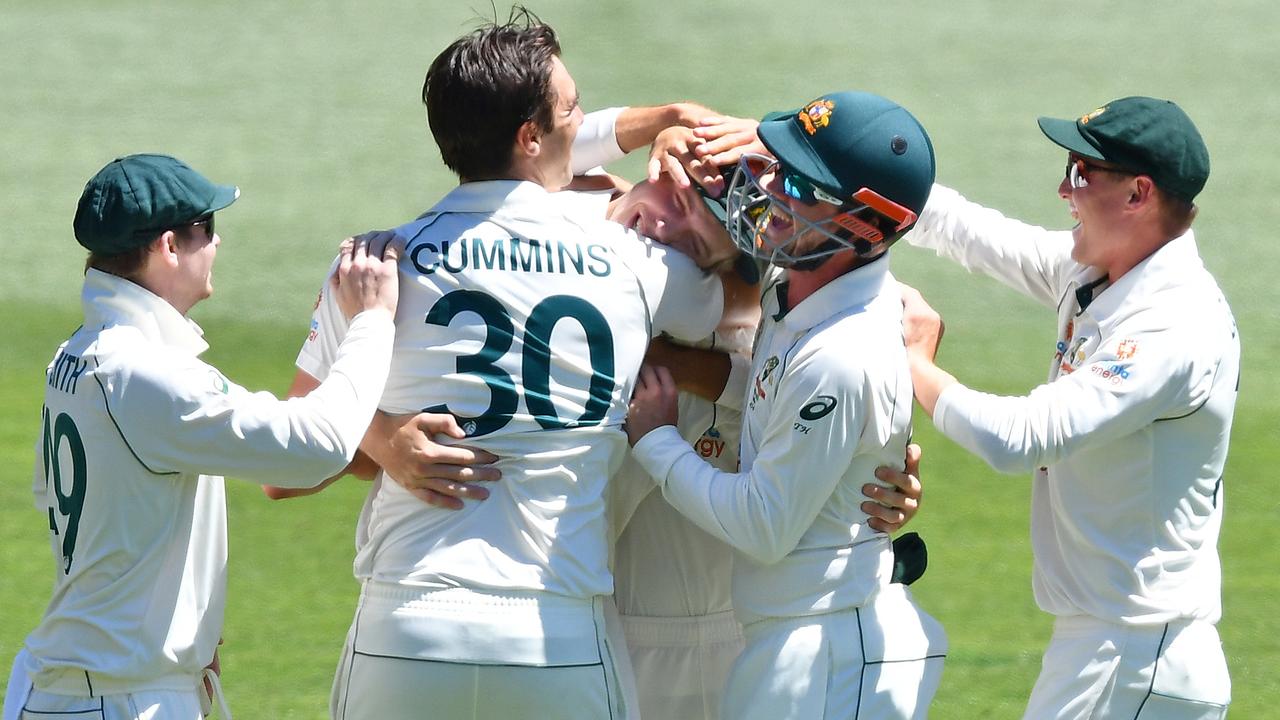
[374,412,502,510]
[625,364,679,446]
[201,638,223,716]
[647,126,712,190]
[862,443,923,534]
[332,230,403,320]
[691,115,768,193]
[899,283,945,362]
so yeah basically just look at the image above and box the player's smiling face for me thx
[1059,154,1134,271]
[608,175,738,271]
[537,55,584,191]
[758,167,843,257]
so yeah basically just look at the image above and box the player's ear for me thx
[516,119,541,158]
[153,230,181,267]
[1129,175,1156,208]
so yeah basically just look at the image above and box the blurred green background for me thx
[2,1,1275,717]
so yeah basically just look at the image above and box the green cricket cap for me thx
[756,91,936,219]
[1037,96,1209,202]
[73,153,239,255]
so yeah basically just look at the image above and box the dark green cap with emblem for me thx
[73,153,239,255]
[756,90,936,219]
[1037,96,1209,202]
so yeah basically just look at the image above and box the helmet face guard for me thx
[725,153,919,269]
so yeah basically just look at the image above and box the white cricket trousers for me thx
[1022,615,1230,719]
[621,610,745,720]
[330,582,631,720]
[722,584,947,720]
[4,649,210,720]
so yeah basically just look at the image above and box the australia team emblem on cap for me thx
[1080,106,1107,124]
[799,99,835,136]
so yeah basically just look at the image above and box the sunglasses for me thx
[1065,157,1134,190]
[176,214,215,240]
[780,169,918,233]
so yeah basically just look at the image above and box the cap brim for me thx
[207,184,240,214]
[1037,117,1105,160]
[757,112,843,192]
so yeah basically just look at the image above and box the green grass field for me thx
[2,1,1277,717]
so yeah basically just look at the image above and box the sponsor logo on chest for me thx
[749,355,780,410]
[694,429,727,458]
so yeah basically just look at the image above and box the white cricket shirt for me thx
[25,269,393,694]
[908,184,1239,625]
[297,181,722,601]
[632,259,910,626]
[611,327,753,618]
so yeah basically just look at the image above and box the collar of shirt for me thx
[1079,230,1202,330]
[416,180,613,239]
[425,180,561,216]
[82,269,209,356]
[775,255,893,334]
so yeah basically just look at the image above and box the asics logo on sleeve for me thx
[799,395,838,421]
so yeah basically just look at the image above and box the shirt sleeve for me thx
[631,351,864,564]
[905,184,1075,309]
[295,258,348,380]
[612,230,724,343]
[108,310,395,487]
[933,321,1217,474]
[572,107,628,175]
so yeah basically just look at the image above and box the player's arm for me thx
[115,235,400,487]
[904,184,1073,309]
[627,360,865,565]
[644,337,733,402]
[260,369,378,499]
[359,411,501,511]
[901,283,1210,474]
[573,103,718,177]
[269,341,501,507]
[615,102,716,153]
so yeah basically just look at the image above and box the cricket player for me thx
[605,156,925,719]
[626,91,948,719]
[901,96,1236,718]
[4,154,401,720]
[295,14,723,719]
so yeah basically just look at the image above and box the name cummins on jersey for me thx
[298,180,721,600]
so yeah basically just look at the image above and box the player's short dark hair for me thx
[422,6,561,181]
[85,244,150,279]
[1156,187,1197,238]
